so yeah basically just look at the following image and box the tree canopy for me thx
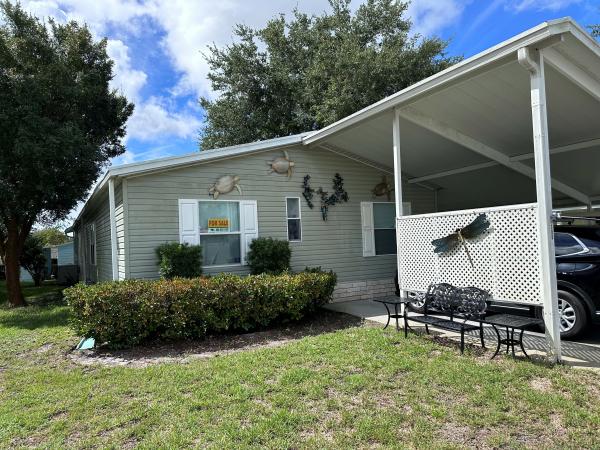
[0,2,133,306]
[199,0,460,150]
[32,227,71,247]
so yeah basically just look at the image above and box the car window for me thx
[578,238,600,254]
[554,232,585,256]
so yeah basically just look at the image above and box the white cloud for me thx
[506,0,581,12]
[16,0,469,100]
[111,145,176,166]
[407,0,468,37]
[126,97,201,142]
[106,39,147,101]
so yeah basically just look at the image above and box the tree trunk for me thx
[33,272,43,287]
[4,227,26,307]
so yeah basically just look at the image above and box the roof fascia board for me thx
[111,133,305,178]
[303,20,572,146]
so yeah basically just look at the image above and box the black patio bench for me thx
[403,283,491,354]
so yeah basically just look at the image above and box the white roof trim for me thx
[302,18,594,145]
[110,133,306,179]
[69,133,306,228]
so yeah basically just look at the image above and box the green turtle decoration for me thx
[372,175,393,201]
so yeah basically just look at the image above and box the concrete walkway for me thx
[325,299,600,370]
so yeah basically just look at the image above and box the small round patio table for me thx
[373,297,413,331]
[482,314,543,359]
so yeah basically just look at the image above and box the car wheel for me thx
[534,290,588,339]
[557,290,587,339]
[407,291,426,313]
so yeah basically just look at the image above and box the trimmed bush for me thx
[155,242,202,279]
[246,237,291,275]
[65,272,337,348]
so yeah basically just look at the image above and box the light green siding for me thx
[76,182,124,282]
[124,145,435,282]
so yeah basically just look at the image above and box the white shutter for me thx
[240,200,258,265]
[361,202,375,257]
[179,199,199,245]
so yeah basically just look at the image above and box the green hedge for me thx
[155,242,202,279]
[65,272,337,348]
[246,237,291,275]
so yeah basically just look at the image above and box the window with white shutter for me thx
[178,199,258,267]
[361,202,410,257]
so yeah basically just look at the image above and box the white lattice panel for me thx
[397,203,542,304]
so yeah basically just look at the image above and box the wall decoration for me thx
[209,175,242,199]
[302,173,349,221]
[372,175,393,201]
[268,150,296,177]
[302,175,315,208]
[431,213,491,268]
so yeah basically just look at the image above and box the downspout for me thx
[108,177,119,281]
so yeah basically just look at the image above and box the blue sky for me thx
[19,0,600,170]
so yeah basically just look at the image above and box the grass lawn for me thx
[1,285,600,448]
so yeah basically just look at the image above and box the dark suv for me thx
[551,224,600,338]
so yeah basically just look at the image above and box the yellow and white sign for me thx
[208,218,229,230]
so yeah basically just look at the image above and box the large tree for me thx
[199,0,460,150]
[0,2,133,306]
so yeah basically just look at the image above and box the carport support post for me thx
[393,107,405,310]
[519,47,562,363]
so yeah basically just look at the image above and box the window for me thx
[86,223,96,265]
[286,197,302,241]
[361,202,411,257]
[373,203,396,255]
[179,199,258,268]
[199,201,242,266]
[554,232,587,257]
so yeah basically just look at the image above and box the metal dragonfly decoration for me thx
[431,213,491,268]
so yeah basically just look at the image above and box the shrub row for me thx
[65,272,337,348]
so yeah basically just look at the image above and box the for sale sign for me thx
[208,218,229,231]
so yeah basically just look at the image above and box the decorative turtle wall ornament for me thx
[209,175,242,199]
[372,175,393,201]
[267,150,296,178]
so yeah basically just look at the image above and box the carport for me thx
[304,18,600,362]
